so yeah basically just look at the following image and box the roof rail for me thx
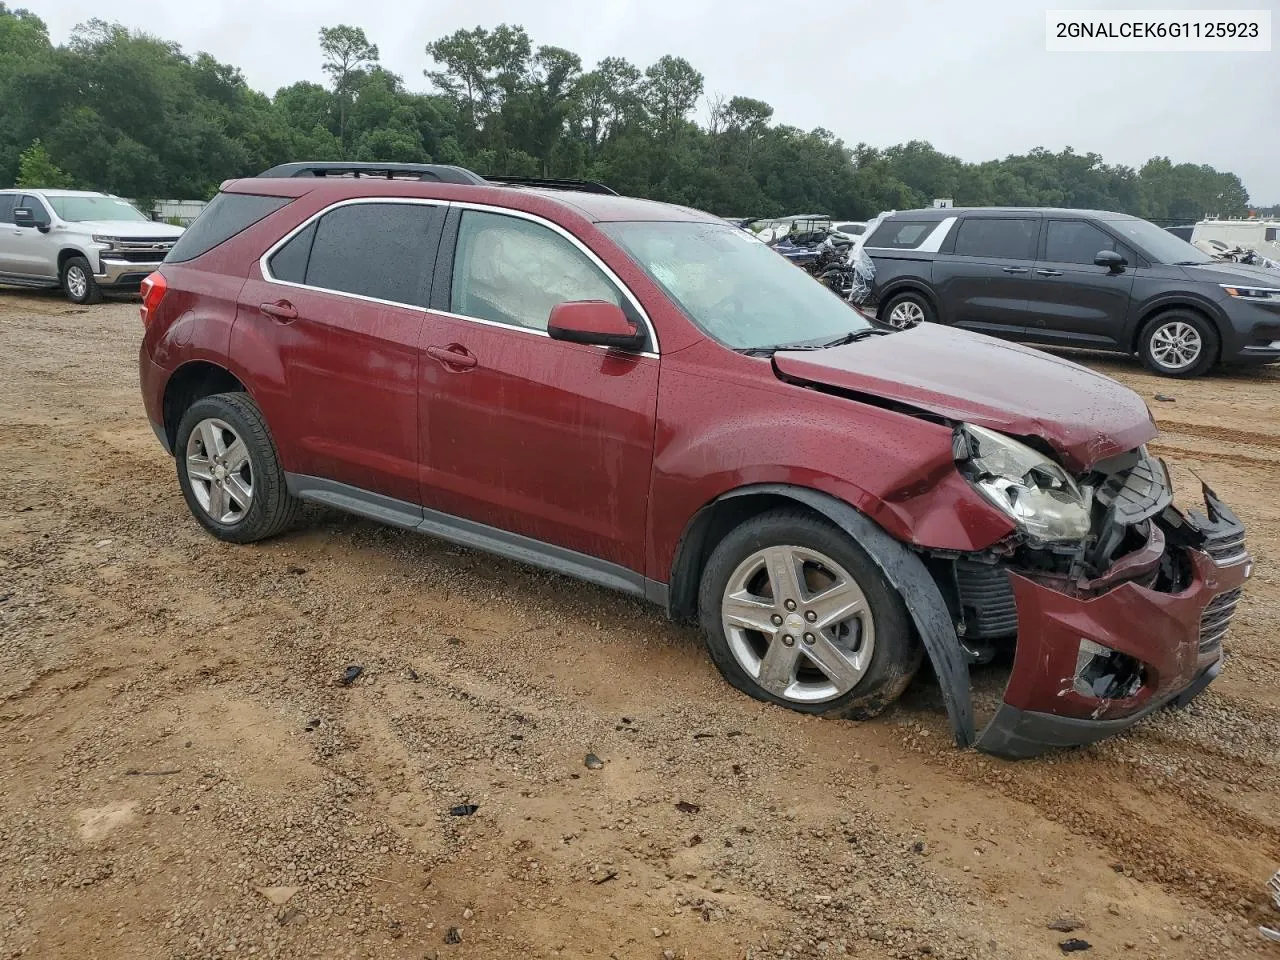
[256,162,488,185]
[485,176,619,196]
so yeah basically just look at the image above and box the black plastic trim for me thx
[257,162,487,185]
[285,474,649,598]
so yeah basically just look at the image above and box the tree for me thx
[642,55,703,136]
[319,25,378,144]
[15,138,72,187]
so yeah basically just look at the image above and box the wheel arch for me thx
[58,247,90,274]
[876,281,939,321]
[1129,298,1226,361]
[161,360,247,451]
[668,482,975,747]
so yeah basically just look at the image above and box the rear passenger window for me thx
[0,195,14,224]
[301,202,439,306]
[953,218,1039,260]
[449,210,622,331]
[1045,220,1119,265]
[866,220,935,249]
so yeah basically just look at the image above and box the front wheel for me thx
[1138,310,1218,378]
[698,509,921,719]
[61,256,102,305]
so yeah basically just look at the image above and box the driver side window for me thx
[449,210,622,331]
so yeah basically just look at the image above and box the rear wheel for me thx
[879,291,932,330]
[61,256,102,305]
[1138,310,1218,378]
[175,392,301,543]
[698,509,921,719]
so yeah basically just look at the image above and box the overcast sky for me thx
[31,0,1280,203]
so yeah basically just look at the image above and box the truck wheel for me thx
[175,392,302,544]
[61,256,102,305]
[698,508,922,720]
[879,291,932,329]
[1138,310,1218,378]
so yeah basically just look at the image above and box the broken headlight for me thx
[955,424,1091,542]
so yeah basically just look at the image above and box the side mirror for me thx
[1094,249,1126,272]
[13,207,49,232]
[547,300,644,351]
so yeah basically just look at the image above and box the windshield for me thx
[601,220,872,350]
[1108,217,1212,264]
[46,195,149,223]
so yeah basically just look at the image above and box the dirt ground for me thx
[2,290,1278,960]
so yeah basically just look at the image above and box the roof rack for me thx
[256,162,488,185]
[484,176,619,196]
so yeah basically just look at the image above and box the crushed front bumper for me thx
[974,485,1251,758]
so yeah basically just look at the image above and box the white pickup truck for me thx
[0,189,185,303]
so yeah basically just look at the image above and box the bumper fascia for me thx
[96,257,163,288]
[974,488,1250,758]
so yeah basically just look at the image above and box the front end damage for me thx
[935,438,1252,758]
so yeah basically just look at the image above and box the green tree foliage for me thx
[0,8,1257,219]
[15,138,72,187]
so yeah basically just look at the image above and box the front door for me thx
[232,199,444,504]
[6,195,58,279]
[932,216,1042,335]
[1022,218,1137,348]
[419,207,659,573]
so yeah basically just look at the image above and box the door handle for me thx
[259,300,298,321]
[1002,266,1029,274]
[1036,269,1063,277]
[426,344,477,370]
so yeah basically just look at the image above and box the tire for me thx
[879,290,932,330]
[61,256,102,305]
[175,392,302,544]
[1138,309,1218,378]
[698,508,922,720]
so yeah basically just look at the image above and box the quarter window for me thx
[952,218,1039,260]
[449,210,622,331]
[866,220,935,249]
[1044,220,1120,265]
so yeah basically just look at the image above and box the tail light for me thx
[140,271,167,326]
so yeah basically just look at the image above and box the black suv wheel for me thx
[879,291,932,330]
[1138,310,1218,378]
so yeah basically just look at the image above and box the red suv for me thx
[139,162,1252,757]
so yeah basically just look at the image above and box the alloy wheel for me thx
[185,418,254,524]
[886,300,924,329]
[65,265,88,300]
[1149,320,1202,371]
[720,545,875,704]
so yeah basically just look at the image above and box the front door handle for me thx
[1002,266,1030,274]
[426,344,477,371]
[260,300,298,321]
[1036,268,1063,277]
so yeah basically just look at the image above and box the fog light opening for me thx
[1073,639,1145,700]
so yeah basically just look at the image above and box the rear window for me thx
[166,192,292,264]
[1267,227,1278,242]
[952,217,1039,260]
[866,220,935,249]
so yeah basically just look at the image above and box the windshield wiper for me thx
[819,329,884,347]
[740,328,883,355]
[1171,260,1207,266]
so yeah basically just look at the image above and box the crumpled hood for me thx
[773,324,1156,472]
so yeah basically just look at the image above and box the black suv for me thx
[864,207,1280,377]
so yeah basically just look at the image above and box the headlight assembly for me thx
[1221,284,1279,302]
[955,424,1091,542]
[91,235,119,249]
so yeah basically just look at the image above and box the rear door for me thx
[931,216,1042,334]
[1022,218,1137,348]
[418,205,659,574]
[234,199,443,504]
[0,194,19,274]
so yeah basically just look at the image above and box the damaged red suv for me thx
[138,162,1253,757]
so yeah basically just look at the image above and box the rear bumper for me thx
[974,487,1251,758]
[97,257,162,288]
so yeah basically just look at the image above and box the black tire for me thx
[175,392,302,544]
[698,508,922,720]
[61,255,102,304]
[878,290,932,329]
[1137,309,1219,378]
